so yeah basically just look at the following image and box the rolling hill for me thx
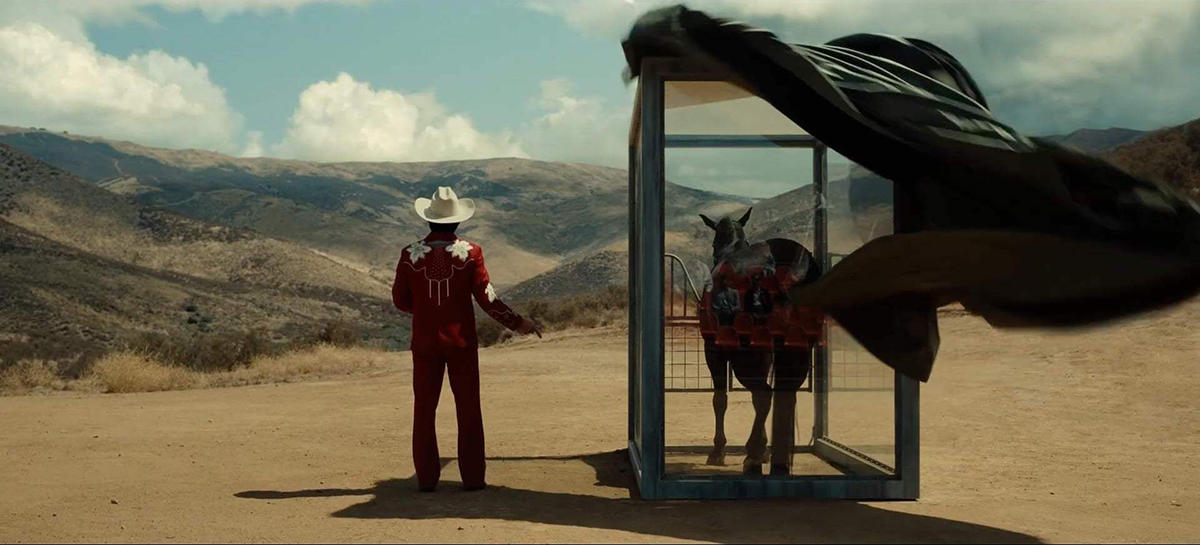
[1106,118,1200,198]
[502,249,628,302]
[0,144,408,371]
[501,172,874,302]
[1043,127,1147,154]
[6,117,1194,345]
[500,118,1200,302]
[0,126,749,290]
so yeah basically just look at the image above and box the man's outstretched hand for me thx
[516,317,542,339]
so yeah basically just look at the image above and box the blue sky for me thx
[1,0,1198,197]
[85,1,631,148]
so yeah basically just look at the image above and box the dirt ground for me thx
[2,303,1200,543]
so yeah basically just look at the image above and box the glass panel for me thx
[663,145,830,477]
[824,150,897,471]
[655,79,898,480]
[631,137,642,455]
[665,81,809,136]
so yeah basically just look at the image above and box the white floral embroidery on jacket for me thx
[408,241,431,264]
[448,239,472,261]
[485,282,497,302]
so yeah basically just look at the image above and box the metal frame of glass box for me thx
[627,58,920,500]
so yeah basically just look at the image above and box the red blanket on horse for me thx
[698,238,823,353]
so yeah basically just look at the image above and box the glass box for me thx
[628,58,919,499]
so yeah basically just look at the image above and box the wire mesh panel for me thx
[825,238,894,393]
[664,254,716,391]
[828,323,894,391]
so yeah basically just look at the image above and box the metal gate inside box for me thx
[629,58,919,500]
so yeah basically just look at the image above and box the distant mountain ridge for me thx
[0,126,750,290]
[1041,127,1147,153]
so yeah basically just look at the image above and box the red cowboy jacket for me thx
[392,232,525,351]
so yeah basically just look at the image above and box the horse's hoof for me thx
[742,459,763,476]
[706,452,726,466]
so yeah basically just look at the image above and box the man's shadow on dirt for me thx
[236,450,1041,544]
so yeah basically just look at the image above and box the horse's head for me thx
[699,208,752,265]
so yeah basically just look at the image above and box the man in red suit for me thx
[391,187,541,492]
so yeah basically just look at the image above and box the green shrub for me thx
[0,335,105,379]
[476,318,510,347]
[313,320,362,348]
[477,283,628,347]
[126,328,272,373]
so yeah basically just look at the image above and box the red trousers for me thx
[411,347,485,489]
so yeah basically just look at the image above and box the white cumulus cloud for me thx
[119,0,374,21]
[240,130,266,157]
[0,0,383,156]
[517,78,630,167]
[273,73,527,162]
[0,22,244,153]
[0,0,377,29]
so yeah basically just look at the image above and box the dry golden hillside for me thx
[0,144,408,373]
[1106,117,1200,199]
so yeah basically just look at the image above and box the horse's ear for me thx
[738,207,753,227]
[699,214,717,230]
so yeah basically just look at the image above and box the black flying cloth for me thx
[623,5,1200,382]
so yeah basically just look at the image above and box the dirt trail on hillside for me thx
[3,307,1200,543]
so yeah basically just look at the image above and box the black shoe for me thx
[463,483,487,492]
[418,485,436,493]
[769,464,790,476]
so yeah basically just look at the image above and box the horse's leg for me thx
[708,389,728,466]
[704,345,728,466]
[769,348,808,476]
[769,389,797,476]
[738,352,774,475]
[743,388,772,475]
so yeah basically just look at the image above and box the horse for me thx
[697,207,822,475]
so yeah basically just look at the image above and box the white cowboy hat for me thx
[414,186,475,224]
